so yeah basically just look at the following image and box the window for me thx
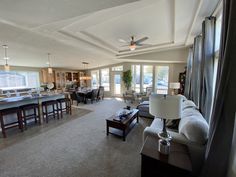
[155,66,169,94]
[101,68,110,91]
[210,11,222,121]
[215,14,222,52]
[91,70,99,89]
[112,65,123,71]
[131,65,141,92]
[212,14,222,98]
[142,65,153,92]
[0,71,40,90]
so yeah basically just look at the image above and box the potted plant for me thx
[122,70,132,91]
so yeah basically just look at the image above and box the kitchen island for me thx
[0,93,65,124]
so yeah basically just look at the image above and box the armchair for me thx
[141,87,153,101]
[123,90,137,103]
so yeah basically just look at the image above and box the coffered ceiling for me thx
[0,0,220,69]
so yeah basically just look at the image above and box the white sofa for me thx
[143,96,209,175]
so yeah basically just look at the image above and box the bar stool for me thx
[57,98,72,118]
[0,107,23,138]
[42,100,59,123]
[20,103,40,129]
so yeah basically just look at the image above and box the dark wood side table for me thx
[106,109,139,141]
[140,136,193,177]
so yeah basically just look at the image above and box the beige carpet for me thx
[0,108,92,151]
[0,98,152,177]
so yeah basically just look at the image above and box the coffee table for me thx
[106,109,139,141]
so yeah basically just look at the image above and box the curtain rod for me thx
[211,0,223,16]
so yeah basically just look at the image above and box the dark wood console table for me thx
[140,136,193,177]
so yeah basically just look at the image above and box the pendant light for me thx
[47,53,53,74]
[80,62,91,80]
[3,45,10,71]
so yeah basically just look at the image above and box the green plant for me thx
[122,70,132,90]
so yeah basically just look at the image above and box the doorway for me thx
[114,74,121,96]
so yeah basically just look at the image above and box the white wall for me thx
[118,47,188,63]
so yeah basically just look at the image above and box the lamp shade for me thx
[169,82,180,89]
[149,94,182,120]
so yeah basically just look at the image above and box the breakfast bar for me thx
[0,93,65,124]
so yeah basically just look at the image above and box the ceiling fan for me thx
[118,36,149,51]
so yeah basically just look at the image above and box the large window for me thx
[112,65,123,71]
[91,70,99,89]
[142,65,153,92]
[101,68,110,91]
[0,71,40,90]
[210,11,222,120]
[213,13,222,94]
[214,14,222,53]
[155,66,169,94]
[131,65,141,92]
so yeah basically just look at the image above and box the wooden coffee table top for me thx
[106,109,139,124]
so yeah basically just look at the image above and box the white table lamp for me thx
[169,82,180,95]
[149,94,182,154]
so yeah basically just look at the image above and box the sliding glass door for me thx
[131,65,141,92]
[114,74,121,95]
[142,65,153,92]
[155,66,169,94]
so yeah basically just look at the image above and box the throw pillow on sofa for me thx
[179,114,209,144]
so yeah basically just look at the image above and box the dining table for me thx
[77,90,92,104]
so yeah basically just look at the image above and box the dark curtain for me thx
[201,0,236,176]
[184,47,193,99]
[200,17,216,122]
[190,35,202,107]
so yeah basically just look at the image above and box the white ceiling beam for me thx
[116,43,185,58]
[58,30,116,56]
[80,31,118,52]
[172,0,176,43]
[184,0,203,45]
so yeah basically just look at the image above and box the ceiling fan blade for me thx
[135,37,148,44]
[120,44,129,47]
[118,38,128,43]
[136,43,151,46]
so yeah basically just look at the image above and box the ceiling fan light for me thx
[129,44,136,51]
